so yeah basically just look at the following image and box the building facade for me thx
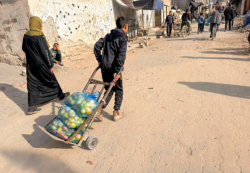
[231,0,250,14]
[0,0,154,65]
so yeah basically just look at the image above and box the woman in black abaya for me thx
[22,16,70,114]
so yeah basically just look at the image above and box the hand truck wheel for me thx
[86,136,99,150]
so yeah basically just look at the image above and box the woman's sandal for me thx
[28,106,41,115]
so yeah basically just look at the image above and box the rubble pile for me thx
[173,10,185,24]
[234,15,250,34]
[237,23,250,33]
[235,15,245,27]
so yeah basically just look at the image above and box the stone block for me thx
[139,43,144,48]
[21,70,26,76]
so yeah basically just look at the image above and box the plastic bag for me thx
[205,16,212,26]
[58,105,84,129]
[244,10,250,26]
[64,92,99,118]
[70,123,88,144]
[46,118,88,144]
[46,118,75,140]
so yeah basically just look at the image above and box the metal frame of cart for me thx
[40,66,123,150]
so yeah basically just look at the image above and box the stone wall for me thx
[0,0,154,66]
[0,0,30,65]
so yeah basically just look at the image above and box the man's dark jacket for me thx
[94,28,128,73]
[211,10,224,24]
[182,13,191,22]
[165,15,174,24]
[224,7,234,20]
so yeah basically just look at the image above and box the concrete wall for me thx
[0,0,154,66]
[0,0,31,65]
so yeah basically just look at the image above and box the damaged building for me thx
[0,0,154,66]
[231,0,250,14]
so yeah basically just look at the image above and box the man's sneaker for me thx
[113,110,123,121]
[28,106,41,115]
[95,109,103,121]
[58,62,64,66]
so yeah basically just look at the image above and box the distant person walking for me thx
[22,16,70,114]
[197,12,205,33]
[224,4,234,31]
[165,11,174,37]
[210,6,224,38]
[179,9,192,36]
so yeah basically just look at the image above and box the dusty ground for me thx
[0,23,250,173]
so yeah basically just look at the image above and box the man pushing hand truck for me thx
[94,16,128,122]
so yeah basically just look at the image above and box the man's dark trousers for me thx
[56,54,62,62]
[210,23,217,36]
[102,72,123,110]
[225,20,232,30]
[167,24,172,37]
[198,24,203,32]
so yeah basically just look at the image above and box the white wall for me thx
[28,0,114,45]
[0,0,154,65]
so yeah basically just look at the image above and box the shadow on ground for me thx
[102,110,113,121]
[201,50,249,56]
[181,56,250,62]
[178,82,250,99]
[214,48,247,51]
[0,83,28,115]
[167,37,210,41]
[22,102,75,149]
[1,149,75,172]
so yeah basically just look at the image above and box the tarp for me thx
[136,0,163,10]
[171,0,190,9]
[154,0,164,10]
[121,0,152,10]
[190,1,203,8]
[121,0,163,10]
[171,0,202,10]
[244,10,250,26]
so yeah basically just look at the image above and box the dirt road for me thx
[0,23,250,173]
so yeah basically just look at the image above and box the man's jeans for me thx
[167,24,172,36]
[180,22,191,33]
[210,23,217,36]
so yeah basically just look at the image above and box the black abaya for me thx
[22,35,63,107]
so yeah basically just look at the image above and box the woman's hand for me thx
[51,68,54,73]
